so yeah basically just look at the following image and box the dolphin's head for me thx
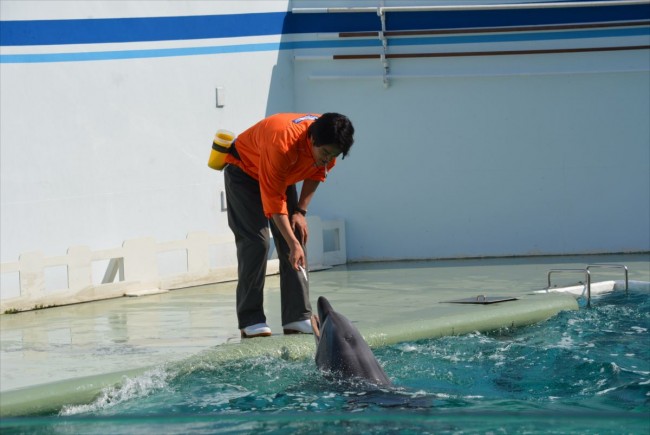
[311,296,391,386]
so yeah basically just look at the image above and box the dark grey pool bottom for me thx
[0,292,577,417]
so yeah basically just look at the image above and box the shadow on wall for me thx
[264,9,296,116]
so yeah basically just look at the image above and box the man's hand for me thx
[288,240,306,271]
[291,212,309,246]
[271,213,306,271]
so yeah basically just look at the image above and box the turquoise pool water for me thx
[2,287,648,434]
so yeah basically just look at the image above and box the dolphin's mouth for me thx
[310,315,321,342]
[313,296,335,343]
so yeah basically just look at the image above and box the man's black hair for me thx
[308,113,355,158]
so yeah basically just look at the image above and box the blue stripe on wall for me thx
[386,5,650,31]
[1,13,287,46]
[388,26,650,47]
[1,4,649,47]
[0,12,380,46]
[0,39,381,63]
[2,26,647,64]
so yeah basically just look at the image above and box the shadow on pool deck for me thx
[1,253,648,398]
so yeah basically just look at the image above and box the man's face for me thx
[312,144,341,167]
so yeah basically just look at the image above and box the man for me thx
[223,112,355,338]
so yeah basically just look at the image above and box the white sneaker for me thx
[283,319,313,335]
[241,323,272,338]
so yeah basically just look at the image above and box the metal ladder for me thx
[546,263,628,307]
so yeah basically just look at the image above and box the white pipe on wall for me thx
[292,0,649,14]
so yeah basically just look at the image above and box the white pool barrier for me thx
[0,217,346,313]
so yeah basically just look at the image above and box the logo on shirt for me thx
[292,114,319,124]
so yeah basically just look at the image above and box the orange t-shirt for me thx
[225,113,336,217]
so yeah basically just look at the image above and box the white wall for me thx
[2,0,649,267]
[0,1,294,265]
[295,52,650,260]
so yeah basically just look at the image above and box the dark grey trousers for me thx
[224,164,312,329]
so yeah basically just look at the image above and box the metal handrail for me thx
[586,263,629,293]
[547,268,592,307]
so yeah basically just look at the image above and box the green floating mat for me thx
[364,293,577,347]
[0,293,578,418]
[443,295,518,304]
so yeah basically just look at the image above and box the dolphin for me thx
[310,296,391,386]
